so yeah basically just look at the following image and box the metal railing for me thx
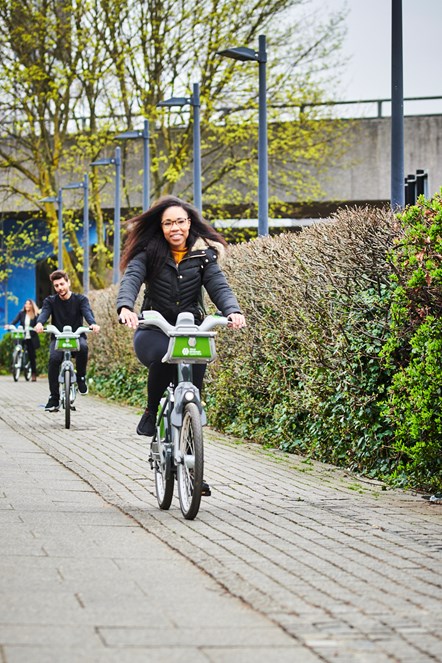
[300,95,442,118]
[2,96,441,138]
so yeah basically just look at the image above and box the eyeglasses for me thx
[161,217,190,229]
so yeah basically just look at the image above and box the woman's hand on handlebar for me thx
[227,313,246,330]
[119,307,139,329]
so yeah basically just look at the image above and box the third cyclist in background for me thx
[35,270,100,411]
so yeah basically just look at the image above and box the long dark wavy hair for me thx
[120,195,227,280]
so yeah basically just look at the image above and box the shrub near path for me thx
[207,206,399,481]
[382,191,442,492]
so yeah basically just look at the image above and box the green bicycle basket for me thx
[55,337,80,351]
[164,334,216,364]
[11,331,25,340]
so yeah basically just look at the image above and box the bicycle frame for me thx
[59,350,77,405]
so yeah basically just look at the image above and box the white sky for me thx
[307,0,442,116]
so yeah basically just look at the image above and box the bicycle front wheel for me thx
[64,370,71,429]
[24,356,32,381]
[12,347,21,382]
[177,402,204,520]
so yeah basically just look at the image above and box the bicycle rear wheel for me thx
[177,402,204,520]
[154,444,174,510]
[12,347,21,382]
[24,355,32,381]
[64,369,71,429]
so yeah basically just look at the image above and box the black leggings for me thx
[134,328,206,413]
[24,339,37,374]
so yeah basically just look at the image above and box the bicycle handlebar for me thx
[5,324,33,332]
[44,324,92,337]
[138,310,229,336]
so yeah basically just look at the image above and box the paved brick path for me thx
[1,375,441,662]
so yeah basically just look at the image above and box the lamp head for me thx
[217,46,258,62]
[157,96,190,107]
[90,158,113,166]
[115,130,142,140]
[62,182,83,190]
[40,196,58,203]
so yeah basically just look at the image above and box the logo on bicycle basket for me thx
[55,338,79,351]
[172,336,214,359]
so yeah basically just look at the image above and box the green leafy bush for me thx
[87,285,147,408]
[381,192,442,491]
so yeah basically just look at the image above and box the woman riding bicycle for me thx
[8,299,40,381]
[117,195,246,443]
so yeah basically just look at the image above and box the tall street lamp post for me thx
[41,177,90,290]
[157,82,202,212]
[40,188,63,267]
[61,176,90,294]
[217,34,268,236]
[391,0,404,209]
[90,147,121,284]
[116,119,150,211]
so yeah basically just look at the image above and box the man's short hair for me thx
[50,269,69,283]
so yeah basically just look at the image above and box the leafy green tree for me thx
[100,0,349,211]
[0,216,46,310]
[0,0,114,289]
[0,0,348,287]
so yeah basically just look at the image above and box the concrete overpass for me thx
[0,113,441,215]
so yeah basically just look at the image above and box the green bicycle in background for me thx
[6,325,32,382]
[44,324,92,429]
[138,310,229,520]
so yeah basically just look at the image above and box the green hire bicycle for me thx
[138,310,229,520]
[44,324,91,429]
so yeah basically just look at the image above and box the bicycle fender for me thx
[171,408,207,428]
[171,383,207,427]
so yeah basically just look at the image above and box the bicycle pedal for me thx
[71,406,76,411]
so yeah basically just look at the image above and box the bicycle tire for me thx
[24,354,32,381]
[154,445,174,510]
[64,369,71,429]
[177,402,204,520]
[12,347,22,382]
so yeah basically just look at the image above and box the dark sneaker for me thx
[45,397,60,412]
[137,408,156,436]
[201,481,211,497]
[77,377,88,395]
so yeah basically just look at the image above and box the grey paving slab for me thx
[1,375,442,662]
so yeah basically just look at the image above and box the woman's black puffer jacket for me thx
[117,238,241,324]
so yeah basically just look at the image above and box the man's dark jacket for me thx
[37,293,96,335]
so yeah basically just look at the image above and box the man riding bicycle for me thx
[35,270,100,411]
